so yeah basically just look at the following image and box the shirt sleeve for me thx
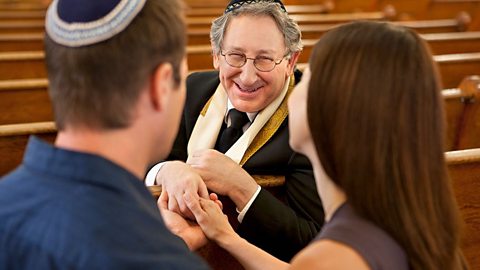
[237,185,261,223]
[144,162,165,186]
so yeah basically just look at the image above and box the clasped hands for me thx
[157,149,257,250]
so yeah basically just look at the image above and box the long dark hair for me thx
[307,21,466,269]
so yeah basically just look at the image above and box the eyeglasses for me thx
[220,50,289,72]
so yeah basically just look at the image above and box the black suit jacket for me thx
[168,70,324,261]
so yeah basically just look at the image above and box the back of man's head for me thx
[45,0,186,131]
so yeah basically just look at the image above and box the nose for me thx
[239,60,258,86]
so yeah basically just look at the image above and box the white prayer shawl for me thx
[187,77,290,164]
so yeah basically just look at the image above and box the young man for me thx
[0,0,208,268]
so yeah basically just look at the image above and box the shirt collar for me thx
[23,136,148,196]
[226,99,257,123]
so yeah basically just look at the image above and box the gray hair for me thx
[210,2,303,56]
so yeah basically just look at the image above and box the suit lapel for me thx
[240,74,295,166]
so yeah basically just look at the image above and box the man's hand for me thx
[187,149,258,211]
[157,161,209,220]
[158,191,208,250]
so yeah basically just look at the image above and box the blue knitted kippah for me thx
[46,0,146,47]
[225,0,287,14]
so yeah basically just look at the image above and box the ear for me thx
[212,47,220,70]
[150,62,174,112]
[286,51,301,76]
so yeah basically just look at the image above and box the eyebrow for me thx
[224,47,278,55]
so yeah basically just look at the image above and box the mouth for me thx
[235,82,263,93]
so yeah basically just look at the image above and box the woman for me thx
[181,21,467,269]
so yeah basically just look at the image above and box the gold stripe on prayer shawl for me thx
[200,97,213,116]
[240,74,296,166]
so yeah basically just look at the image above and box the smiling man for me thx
[146,0,325,261]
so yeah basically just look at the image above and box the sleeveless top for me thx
[315,203,409,270]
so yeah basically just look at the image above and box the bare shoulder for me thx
[290,240,370,270]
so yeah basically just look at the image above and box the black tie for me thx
[216,109,250,153]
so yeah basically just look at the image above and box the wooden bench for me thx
[394,16,470,33]
[0,50,46,80]
[186,17,471,45]
[423,32,480,54]
[444,76,480,151]
[0,32,43,51]
[0,20,44,34]
[0,2,47,11]
[186,4,332,17]
[0,78,51,125]
[435,52,480,88]
[185,11,387,29]
[0,121,56,176]
[1,30,477,56]
[0,10,45,21]
[0,46,214,79]
[324,0,479,20]
[445,147,480,269]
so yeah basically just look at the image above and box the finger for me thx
[158,190,169,209]
[199,197,222,212]
[184,192,206,221]
[197,180,210,199]
[168,196,182,214]
[215,199,223,210]
[209,193,218,201]
[177,197,196,221]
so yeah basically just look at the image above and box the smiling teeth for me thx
[237,83,261,93]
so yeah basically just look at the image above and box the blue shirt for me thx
[0,137,209,270]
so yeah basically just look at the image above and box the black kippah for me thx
[225,0,287,14]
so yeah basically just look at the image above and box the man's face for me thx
[214,15,296,113]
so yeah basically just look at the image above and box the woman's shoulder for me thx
[290,239,370,270]
[314,203,409,270]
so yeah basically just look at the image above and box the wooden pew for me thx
[186,4,332,17]
[0,10,44,21]
[413,0,480,20]
[0,20,44,34]
[0,50,46,80]
[304,32,480,56]
[424,32,480,55]
[394,17,470,33]
[445,147,480,270]
[0,47,477,87]
[187,19,470,46]
[435,52,480,88]
[0,4,46,12]
[333,0,479,20]
[0,121,56,176]
[0,78,51,125]
[444,76,480,151]
[0,30,477,56]
[185,11,387,29]
[0,32,43,51]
